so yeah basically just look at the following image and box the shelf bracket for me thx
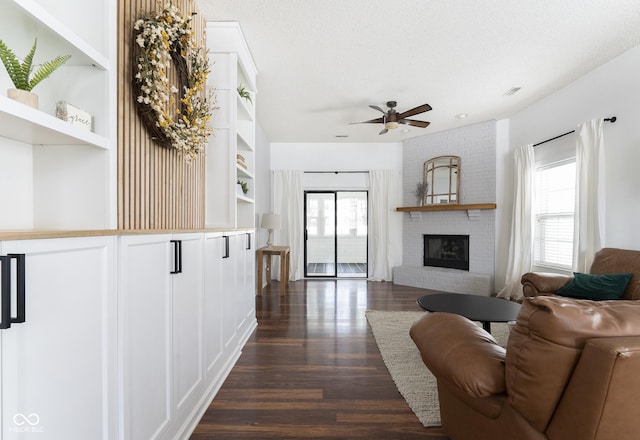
[467,209,481,221]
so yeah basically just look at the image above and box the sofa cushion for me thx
[590,248,640,299]
[505,296,640,432]
[555,272,632,300]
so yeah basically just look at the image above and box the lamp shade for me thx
[261,213,281,230]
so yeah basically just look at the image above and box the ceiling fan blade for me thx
[369,105,386,114]
[399,119,430,128]
[379,128,388,135]
[397,103,432,119]
[350,117,385,125]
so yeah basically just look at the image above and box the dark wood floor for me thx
[190,279,450,439]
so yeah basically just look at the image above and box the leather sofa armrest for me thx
[547,336,640,439]
[521,272,572,297]
[410,312,506,398]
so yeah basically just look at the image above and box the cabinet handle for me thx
[170,240,182,274]
[0,254,27,329]
[0,256,10,329]
[223,236,230,258]
[246,233,251,250]
[8,254,25,324]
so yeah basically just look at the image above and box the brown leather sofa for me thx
[521,247,640,299]
[410,295,640,439]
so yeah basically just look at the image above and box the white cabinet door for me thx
[238,231,256,344]
[169,233,204,429]
[234,233,247,337]
[0,236,117,440]
[119,234,173,440]
[203,234,224,380]
[221,234,237,350]
[244,231,256,323]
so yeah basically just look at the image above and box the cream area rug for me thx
[365,310,509,427]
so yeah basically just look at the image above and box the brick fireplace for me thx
[393,120,496,295]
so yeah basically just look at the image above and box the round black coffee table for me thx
[417,293,521,332]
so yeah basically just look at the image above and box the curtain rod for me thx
[533,116,617,147]
[304,171,370,174]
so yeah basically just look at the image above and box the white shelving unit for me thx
[0,0,117,231]
[205,22,257,229]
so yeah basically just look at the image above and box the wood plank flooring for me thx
[190,279,450,439]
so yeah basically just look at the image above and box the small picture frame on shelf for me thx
[55,101,93,132]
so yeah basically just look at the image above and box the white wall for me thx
[270,141,402,275]
[271,142,402,171]
[254,122,271,248]
[496,45,640,289]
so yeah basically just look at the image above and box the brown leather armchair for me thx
[521,247,640,299]
[410,295,640,440]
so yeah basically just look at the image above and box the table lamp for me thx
[261,213,281,247]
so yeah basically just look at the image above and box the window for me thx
[534,159,575,269]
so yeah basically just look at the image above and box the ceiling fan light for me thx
[385,121,399,130]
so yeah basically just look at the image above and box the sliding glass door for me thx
[304,191,367,278]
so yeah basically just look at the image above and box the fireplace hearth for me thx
[423,234,469,271]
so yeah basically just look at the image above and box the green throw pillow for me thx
[555,272,633,300]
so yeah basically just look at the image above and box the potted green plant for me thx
[237,179,248,195]
[237,83,252,104]
[0,38,71,109]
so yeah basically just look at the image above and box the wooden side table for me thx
[257,246,290,296]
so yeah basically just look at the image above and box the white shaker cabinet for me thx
[221,233,239,350]
[202,233,226,382]
[118,233,204,440]
[0,236,117,440]
[238,231,256,345]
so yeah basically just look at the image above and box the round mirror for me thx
[422,156,460,205]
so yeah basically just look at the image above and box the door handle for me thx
[0,253,26,329]
[246,233,251,250]
[223,236,230,258]
[0,255,11,329]
[8,254,25,324]
[170,240,182,274]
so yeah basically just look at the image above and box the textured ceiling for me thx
[197,0,640,143]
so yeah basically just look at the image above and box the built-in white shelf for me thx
[236,95,254,121]
[11,0,109,69]
[236,194,254,204]
[237,129,254,151]
[236,165,254,179]
[0,96,109,149]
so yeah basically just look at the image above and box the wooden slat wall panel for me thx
[117,0,206,230]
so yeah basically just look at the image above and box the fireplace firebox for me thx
[423,234,469,271]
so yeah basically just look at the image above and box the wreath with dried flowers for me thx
[133,3,214,161]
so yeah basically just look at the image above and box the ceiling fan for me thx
[351,101,432,135]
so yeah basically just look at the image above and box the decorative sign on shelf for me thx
[55,101,93,131]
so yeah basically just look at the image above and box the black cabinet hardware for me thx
[223,236,230,258]
[0,253,26,329]
[8,254,25,324]
[170,240,182,274]
[246,233,251,250]
[0,255,10,329]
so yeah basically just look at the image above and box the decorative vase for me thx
[7,89,39,109]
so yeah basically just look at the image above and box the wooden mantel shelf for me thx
[396,203,497,212]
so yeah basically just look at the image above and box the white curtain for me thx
[497,144,536,300]
[573,118,605,272]
[368,169,403,281]
[272,170,304,280]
